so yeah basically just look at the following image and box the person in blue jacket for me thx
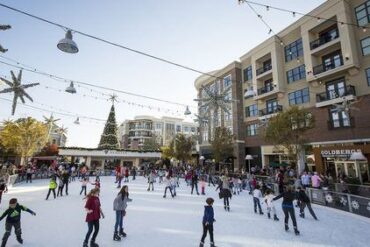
[199,197,216,247]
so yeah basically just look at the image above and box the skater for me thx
[0,198,36,247]
[208,173,215,187]
[62,170,70,195]
[83,188,105,247]
[0,179,8,206]
[117,166,123,188]
[171,176,177,197]
[80,177,88,196]
[232,176,239,195]
[25,165,32,183]
[216,175,232,211]
[124,167,129,183]
[57,176,64,197]
[132,167,136,180]
[163,176,174,198]
[200,177,206,195]
[264,189,279,221]
[71,165,77,182]
[191,172,200,195]
[297,187,318,220]
[91,177,101,189]
[45,176,57,200]
[253,185,264,215]
[113,186,132,241]
[199,197,216,247]
[273,186,300,235]
[147,170,155,191]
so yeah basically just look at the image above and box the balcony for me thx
[256,64,272,76]
[259,105,283,117]
[313,56,343,75]
[328,117,354,130]
[257,84,275,96]
[310,31,339,50]
[315,85,356,108]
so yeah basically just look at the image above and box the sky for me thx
[0,0,325,147]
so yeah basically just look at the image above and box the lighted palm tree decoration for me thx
[43,114,60,138]
[0,25,11,53]
[58,125,68,136]
[0,70,39,115]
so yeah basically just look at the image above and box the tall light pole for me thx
[245,155,253,175]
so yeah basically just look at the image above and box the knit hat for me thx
[9,198,17,205]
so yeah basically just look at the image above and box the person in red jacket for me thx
[83,188,105,247]
[124,167,129,183]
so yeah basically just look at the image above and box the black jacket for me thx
[273,191,296,208]
[0,204,35,223]
[297,190,310,203]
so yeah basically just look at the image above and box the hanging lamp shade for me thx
[57,30,79,54]
[65,81,77,94]
[184,106,191,115]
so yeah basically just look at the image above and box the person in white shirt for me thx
[163,176,174,198]
[264,189,279,221]
[253,185,264,215]
[301,172,311,188]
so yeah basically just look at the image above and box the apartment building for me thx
[195,0,370,182]
[194,62,245,171]
[118,116,197,149]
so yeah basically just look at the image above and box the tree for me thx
[98,104,119,149]
[210,127,234,164]
[38,143,59,156]
[263,106,315,173]
[161,145,174,160]
[142,134,161,151]
[173,133,194,163]
[0,117,48,165]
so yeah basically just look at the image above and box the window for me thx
[223,75,232,89]
[176,125,181,132]
[243,66,252,81]
[245,104,258,117]
[286,65,306,83]
[155,123,162,129]
[355,1,370,26]
[366,68,370,86]
[361,37,370,55]
[224,112,232,121]
[184,126,189,132]
[247,124,258,136]
[330,109,350,128]
[326,78,345,100]
[191,127,196,132]
[285,38,303,62]
[288,88,310,105]
[266,99,278,114]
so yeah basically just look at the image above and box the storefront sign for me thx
[321,149,362,158]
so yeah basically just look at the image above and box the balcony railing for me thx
[256,64,272,76]
[310,30,339,50]
[316,85,356,103]
[257,84,275,96]
[259,105,283,116]
[313,55,343,75]
[328,117,354,130]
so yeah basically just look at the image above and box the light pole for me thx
[245,155,253,175]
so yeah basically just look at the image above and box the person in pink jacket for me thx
[311,172,322,189]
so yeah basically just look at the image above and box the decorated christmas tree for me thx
[98,104,120,149]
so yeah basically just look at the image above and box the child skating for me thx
[253,185,264,215]
[199,197,216,247]
[0,198,36,247]
[45,176,57,200]
[80,177,88,196]
[264,189,279,221]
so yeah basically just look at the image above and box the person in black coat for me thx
[273,186,300,235]
[199,198,216,247]
[191,173,200,195]
[297,187,318,220]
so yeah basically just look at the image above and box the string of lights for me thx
[239,0,369,32]
[0,56,195,109]
[0,3,245,94]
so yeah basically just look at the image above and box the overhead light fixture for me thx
[292,12,296,17]
[57,30,79,54]
[266,6,270,11]
[65,81,77,94]
[184,106,191,115]
[74,117,80,124]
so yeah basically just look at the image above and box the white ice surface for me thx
[1,176,369,247]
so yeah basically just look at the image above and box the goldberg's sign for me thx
[321,149,362,158]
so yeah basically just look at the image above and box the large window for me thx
[330,109,350,128]
[286,65,306,83]
[247,124,258,136]
[223,75,232,89]
[243,66,252,81]
[245,104,258,117]
[355,1,370,26]
[366,68,370,86]
[288,88,310,105]
[326,78,345,100]
[361,37,370,55]
[285,38,303,62]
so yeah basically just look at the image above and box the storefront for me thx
[313,145,370,184]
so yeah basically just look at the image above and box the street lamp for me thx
[65,81,77,94]
[245,154,253,174]
[184,106,191,115]
[57,30,79,54]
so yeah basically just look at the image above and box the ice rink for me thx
[1,176,369,247]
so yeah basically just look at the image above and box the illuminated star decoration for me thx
[43,114,60,126]
[194,85,236,115]
[0,25,11,53]
[0,70,39,115]
[194,113,209,127]
[58,125,68,136]
[332,98,360,118]
[109,94,118,105]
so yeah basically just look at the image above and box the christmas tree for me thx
[98,104,120,149]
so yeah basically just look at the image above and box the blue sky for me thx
[0,0,325,147]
